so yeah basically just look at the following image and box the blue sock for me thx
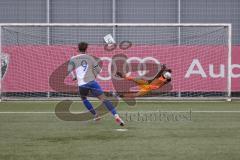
[103,100,117,116]
[83,99,96,115]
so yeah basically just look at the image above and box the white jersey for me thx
[68,53,101,86]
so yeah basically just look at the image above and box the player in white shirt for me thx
[68,42,124,126]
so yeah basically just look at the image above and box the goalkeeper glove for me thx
[161,64,167,70]
[116,72,124,78]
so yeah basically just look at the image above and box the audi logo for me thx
[97,56,161,80]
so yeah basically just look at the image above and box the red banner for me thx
[2,45,240,92]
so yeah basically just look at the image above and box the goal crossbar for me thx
[0,23,232,27]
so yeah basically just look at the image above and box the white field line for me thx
[2,100,231,103]
[0,110,240,114]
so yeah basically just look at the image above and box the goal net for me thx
[0,23,231,100]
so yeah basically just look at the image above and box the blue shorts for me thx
[79,80,103,98]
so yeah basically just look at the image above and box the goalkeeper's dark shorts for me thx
[78,80,103,98]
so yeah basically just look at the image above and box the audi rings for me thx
[97,56,161,80]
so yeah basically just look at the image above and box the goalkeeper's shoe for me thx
[114,114,125,126]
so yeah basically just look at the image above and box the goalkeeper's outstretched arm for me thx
[148,64,172,83]
[147,64,167,83]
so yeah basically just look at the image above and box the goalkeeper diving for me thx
[115,64,172,97]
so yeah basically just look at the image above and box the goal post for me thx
[0,23,232,101]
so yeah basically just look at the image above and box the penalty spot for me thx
[115,128,128,132]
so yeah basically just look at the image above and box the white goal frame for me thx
[0,23,232,101]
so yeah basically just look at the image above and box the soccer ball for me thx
[163,71,171,79]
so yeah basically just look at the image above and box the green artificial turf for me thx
[0,101,240,160]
